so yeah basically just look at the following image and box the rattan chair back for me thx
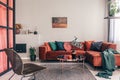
[4,49,23,75]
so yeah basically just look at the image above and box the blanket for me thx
[96,48,119,79]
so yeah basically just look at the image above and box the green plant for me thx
[29,47,36,55]
[109,1,120,16]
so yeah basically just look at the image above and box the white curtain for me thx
[109,0,120,52]
[114,19,120,52]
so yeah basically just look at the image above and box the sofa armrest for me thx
[39,46,48,60]
[108,43,116,49]
[101,42,116,51]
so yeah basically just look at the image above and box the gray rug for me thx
[30,63,96,80]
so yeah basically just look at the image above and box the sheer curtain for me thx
[110,0,120,52]
[114,19,120,51]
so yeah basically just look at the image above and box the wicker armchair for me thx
[4,48,46,80]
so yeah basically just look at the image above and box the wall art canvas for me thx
[52,17,67,28]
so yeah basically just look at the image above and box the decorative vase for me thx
[30,55,36,61]
[16,29,20,34]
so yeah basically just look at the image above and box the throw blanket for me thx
[96,48,119,79]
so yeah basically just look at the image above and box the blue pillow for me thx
[55,41,64,50]
[49,42,57,51]
[90,41,102,51]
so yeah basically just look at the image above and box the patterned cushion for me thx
[85,41,94,50]
[71,42,85,50]
[64,42,72,51]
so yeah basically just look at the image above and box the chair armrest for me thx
[39,46,48,60]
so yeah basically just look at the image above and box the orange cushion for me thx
[44,42,51,51]
[101,42,116,51]
[85,41,94,51]
[64,42,72,51]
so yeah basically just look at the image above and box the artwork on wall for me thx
[52,17,67,28]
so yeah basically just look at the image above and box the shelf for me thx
[104,16,120,19]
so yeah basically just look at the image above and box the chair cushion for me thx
[23,63,46,74]
[49,42,57,51]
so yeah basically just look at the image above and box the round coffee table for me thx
[57,54,86,71]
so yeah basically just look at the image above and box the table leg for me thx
[82,59,85,72]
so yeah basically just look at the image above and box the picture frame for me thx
[52,17,67,28]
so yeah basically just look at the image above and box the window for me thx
[108,0,120,51]
[0,0,15,75]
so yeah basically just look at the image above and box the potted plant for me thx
[109,1,120,16]
[29,47,36,61]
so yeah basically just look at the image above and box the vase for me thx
[16,29,20,34]
[30,55,36,61]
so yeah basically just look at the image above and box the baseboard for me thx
[21,57,39,60]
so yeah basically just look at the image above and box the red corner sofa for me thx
[39,41,120,67]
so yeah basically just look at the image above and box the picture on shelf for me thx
[15,24,22,34]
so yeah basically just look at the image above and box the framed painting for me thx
[52,17,67,28]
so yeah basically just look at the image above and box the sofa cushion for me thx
[86,50,120,67]
[90,41,102,51]
[75,50,86,56]
[44,42,51,51]
[85,41,94,51]
[71,42,85,50]
[101,42,116,51]
[46,51,71,60]
[55,41,64,50]
[86,51,101,57]
[86,51,102,66]
[64,42,72,51]
[49,42,57,51]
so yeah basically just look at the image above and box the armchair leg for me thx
[8,73,15,80]
[33,73,36,80]
[21,73,36,80]
[21,75,25,80]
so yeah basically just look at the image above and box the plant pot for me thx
[30,55,36,61]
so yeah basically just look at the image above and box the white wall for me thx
[16,0,107,59]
